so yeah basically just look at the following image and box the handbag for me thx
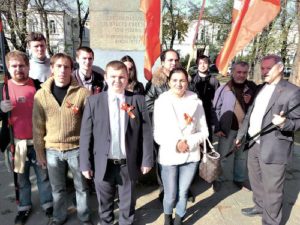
[199,138,221,183]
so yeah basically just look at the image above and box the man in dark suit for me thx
[236,55,300,225]
[79,60,153,225]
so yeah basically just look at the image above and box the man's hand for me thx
[82,170,94,179]
[176,139,189,153]
[141,167,152,175]
[215,131,226,137]
[272,111,286,128]
[37,158,47,169]
[243,94,252,104]
[0,100,13,113]
[235,139,241,148]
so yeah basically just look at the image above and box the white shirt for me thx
[248,84,276,143]
[107,90,126,159]
[78,70,93,91]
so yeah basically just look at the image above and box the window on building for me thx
[201,28,205,42]
[49,20,56,34]
[28,19,36,32]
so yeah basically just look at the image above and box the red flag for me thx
[216,0,281,75]
[140,0,161,81]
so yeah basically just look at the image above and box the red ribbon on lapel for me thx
[121,103,136,119]
[66,100,79,114]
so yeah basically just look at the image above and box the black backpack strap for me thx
[32,79,41,90]
[0,82,5,118]
[0,82,10,152]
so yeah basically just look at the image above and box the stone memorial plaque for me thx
[90,0,161,84]
[90,11,144,50]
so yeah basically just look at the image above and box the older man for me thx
[33,53,92,225]
[213,61,256,191]
[236,55,300,225]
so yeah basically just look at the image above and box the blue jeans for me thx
[217,129,248,182]
[46,148,90,223]
[18,146,53,211]
[159,162,199,217]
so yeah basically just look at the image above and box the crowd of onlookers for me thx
[1,31,300,225]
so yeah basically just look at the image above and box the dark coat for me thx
[72,69,107,94]
[79,91,154,181]
[130,81,145,95]
[189,72,220,126]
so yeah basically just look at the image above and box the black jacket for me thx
[189,72,220,125]
[72,69,107,94]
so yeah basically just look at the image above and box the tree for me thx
[0,0,29,52]
[76,0,89,48]
[186,0,233,62]
[289,0,300,86]
[33,0,53,56]
[57,0,89,48]
[162,0,189,49]
[279,0,293,65]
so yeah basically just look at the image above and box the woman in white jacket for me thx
[153,67,209,225]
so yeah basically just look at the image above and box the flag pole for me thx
[224,102,300,158]
[0,12,19,204]
[186,0,206,74]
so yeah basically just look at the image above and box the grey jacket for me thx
[212,80,256,136]
[237,79,300,164]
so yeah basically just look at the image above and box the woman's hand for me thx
[176,139,189,153]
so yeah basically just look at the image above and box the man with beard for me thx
[190,55,220,140]
[26,32,51,83]
[236,55,300,225]
[0,51,53,225]
[212,61,256,191]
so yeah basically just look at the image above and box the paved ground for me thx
[0,144,300,225]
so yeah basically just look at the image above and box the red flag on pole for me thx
[140,0,161,81]
[216,0,281,75]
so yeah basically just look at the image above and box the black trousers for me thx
[95,161,136,225]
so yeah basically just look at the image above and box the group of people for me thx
[0,31,299,225]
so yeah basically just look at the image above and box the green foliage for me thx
[180,54,196,69]
[188,0,233,25]
[162,0,189,49]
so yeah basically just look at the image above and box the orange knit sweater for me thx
[33,77,90,162]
